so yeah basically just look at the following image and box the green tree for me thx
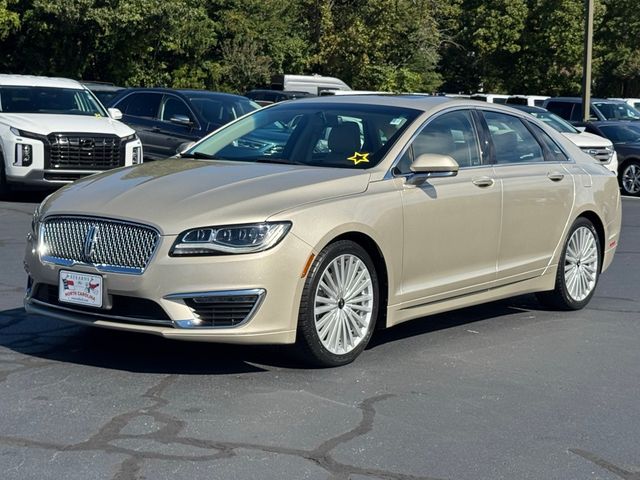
[0,0,19,40]
[439,0,528,93]
[298,0,444,92]
[595,0,640,97]
[512,0,602,96]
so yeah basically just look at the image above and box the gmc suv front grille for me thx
[47,133,124,170]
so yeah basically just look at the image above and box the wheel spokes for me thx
[313,253,374,355]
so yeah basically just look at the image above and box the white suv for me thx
[0,75,142,194]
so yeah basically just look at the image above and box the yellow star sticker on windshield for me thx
[347,152,370,165]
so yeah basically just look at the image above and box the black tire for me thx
[536,217,601,310]
[0,152,11,198]
[619,159,640,197]
[295,240,380,367]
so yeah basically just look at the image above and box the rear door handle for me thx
[472,176,495,187]
[548,171,565,182]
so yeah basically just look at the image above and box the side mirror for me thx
[575,126,586,133]
[170,114,193,126]
[177,141,195,155]
[108,108,123,120]
[407,154,459,185]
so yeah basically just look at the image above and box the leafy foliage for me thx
[0,0,638,96]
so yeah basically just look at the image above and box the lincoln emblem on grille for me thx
[83,225,100,262]
[80,138,95,148]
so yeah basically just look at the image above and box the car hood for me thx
[41,160,371,234]
[562,131,613,148]
[0,113,134,137]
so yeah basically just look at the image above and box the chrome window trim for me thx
[165,288,266,330]
[384,106,485,180]
[38,215,161,275]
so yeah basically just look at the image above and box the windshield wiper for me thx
[180,151,216,159]
[253,157,305,165]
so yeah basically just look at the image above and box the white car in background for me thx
[509,104,618,174]
[0,75,142,194]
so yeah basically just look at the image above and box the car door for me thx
[398,109,502,304]
[480,110,575,285]
[116,92,164,160]
[157,95,201,158]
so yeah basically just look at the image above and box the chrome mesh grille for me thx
[40,217,159,273]
[580,146,613,163]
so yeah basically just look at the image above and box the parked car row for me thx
[2,72,640,198]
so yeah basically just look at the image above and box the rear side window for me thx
[529,124,569,162]
[119,93,161,118]
[483,111,544,164]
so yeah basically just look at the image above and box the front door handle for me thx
[548,171,565,182]
[472,176,495,187]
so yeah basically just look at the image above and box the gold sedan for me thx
[24,96,621,366]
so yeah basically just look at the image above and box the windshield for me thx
[593,102,640,121]
[185,103,420,169]
[527,110,578,133]
[599,124,640,143]
[0,86,108,116]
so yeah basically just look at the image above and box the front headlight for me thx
[170,222,292,256]
[605,145,615,161]
[122,133,139,143]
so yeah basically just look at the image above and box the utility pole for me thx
[581,0,595,122]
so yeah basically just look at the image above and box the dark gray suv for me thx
[543,97,640,126]
[109,88,260,161]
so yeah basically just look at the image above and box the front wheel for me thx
[0,154,11,198]
[536,217,601,310]
[620,160,640,196]
[296,240,379,367]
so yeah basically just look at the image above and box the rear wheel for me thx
[536,217,601,310]
[296,240,379,367]
[620,160,640,196]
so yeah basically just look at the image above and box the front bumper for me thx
[5,136,142,187]
[24,230,313,344]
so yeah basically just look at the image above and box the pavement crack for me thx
[570,449,640,480]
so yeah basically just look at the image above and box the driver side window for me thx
[395,110,481,174]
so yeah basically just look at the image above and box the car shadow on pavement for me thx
[0,307,289,374]
[1,294,550,373]
[0,188,53,204]
[368,293,547,349]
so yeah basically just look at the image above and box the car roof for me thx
[274,94,544,115]
[82,81,123,92]
[588,120,640,127]
[506,104,548,114]
[547,97,624,103]
[115,87,250,101]
[0,74,84,89]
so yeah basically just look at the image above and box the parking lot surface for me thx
[1,192,639,480]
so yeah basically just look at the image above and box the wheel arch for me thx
[326,231,389,330]
[576,210,605,271]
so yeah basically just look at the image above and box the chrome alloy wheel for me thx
[313,254,374,355]
[564,226,599,302]
[622,163,640,195]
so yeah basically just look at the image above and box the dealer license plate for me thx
[58,270,103,308]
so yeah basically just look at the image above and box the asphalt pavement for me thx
[0,191,639,480]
